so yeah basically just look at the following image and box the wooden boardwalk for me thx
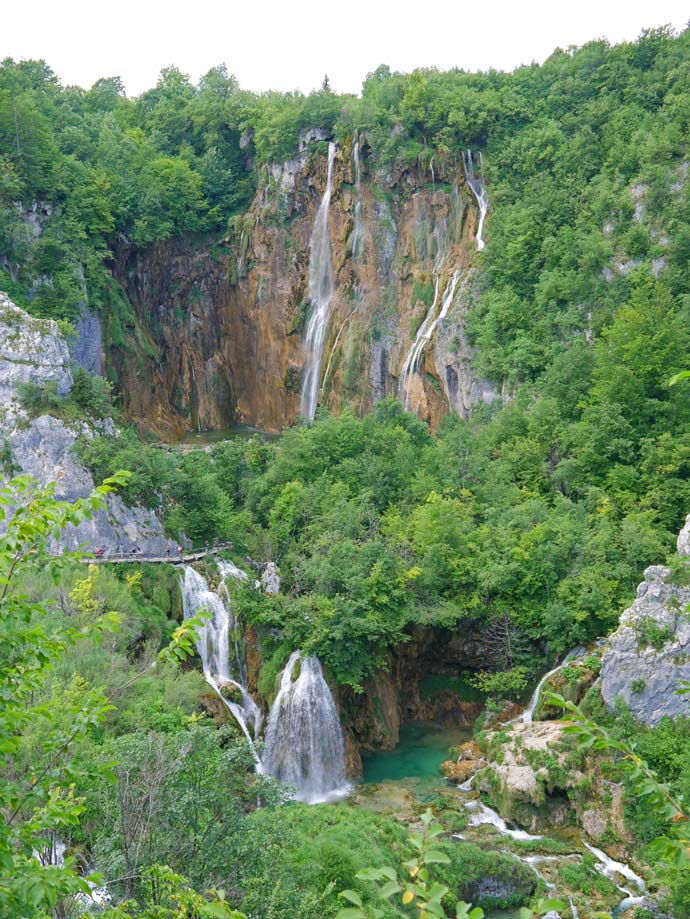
[84,544,234,565]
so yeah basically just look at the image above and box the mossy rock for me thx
[534,663,598,721]
[220,683,244,705]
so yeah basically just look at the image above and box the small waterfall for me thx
[300,141,336,422]
[463,150,488,251]
[180,565,262,758]
[262,651,350,803]
[350,135,365,260]
[188,359,201,433]
[37,836,111,908]
[399,267,463,411]
[463,799,543,842]
[429,155,435,190]
[520,648,585,725]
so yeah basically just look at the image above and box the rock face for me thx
[69,306,104,375]
[601,554,690,726]
[110,139,495,437]
[478,721,584,831]
[342,625,485,755]
[0,293,167,554]
[261,562,280,595]
[478,719,630,846]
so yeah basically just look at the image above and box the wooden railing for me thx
[83,543,234,565]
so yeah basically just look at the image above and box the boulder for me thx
[261,562,281,595]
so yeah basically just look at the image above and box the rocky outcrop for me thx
[441,739,485,783]
[69,305,104,375]
[601,516,690,726]
[478,720,631,848]
[342,625,486,755]
[0,293,167,554]
[478,721,584,831]
[110,140,495,437]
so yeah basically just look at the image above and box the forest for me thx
[1,22,690,919]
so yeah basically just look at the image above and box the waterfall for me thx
[463,150,488,251]
[262,650,350,803]
[180,565,262,758]
[300,141,336,422]
[429,155,435,190]
[520,648,585,724]
[399,267,463,411]
[350,135,365,260]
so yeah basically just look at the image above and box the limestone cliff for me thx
[111,137,495,437]
[600,513,690,725]
[0,293,167,553]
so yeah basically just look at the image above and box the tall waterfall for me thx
[349,136,365,260]
[399,267,463,411]
[463,149,488,250]
[262,651,350,803]
[180,564,262,757]
[300,141,336,421]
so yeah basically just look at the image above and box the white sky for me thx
[3,0,689,97]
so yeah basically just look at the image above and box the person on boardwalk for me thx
[166,543,170,556]
[177,545,182,558]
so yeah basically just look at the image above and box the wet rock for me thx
[219,682,244,705]
[111,146,492,438]
[69,305,103,375]
[582,808,607,842]
[533,661,598,721]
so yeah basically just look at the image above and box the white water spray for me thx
[350,136,365,260]
[463,799,543,842]
[520,648,585,725]
[399,267,463,411]
[262,650,350,803]
[300,141,336,421]
[463,150,488,251]
[180,565,262,759]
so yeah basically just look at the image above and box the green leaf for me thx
[376,880,401,899]
[422,849,451,864]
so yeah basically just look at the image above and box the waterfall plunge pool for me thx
[360,721,472,789]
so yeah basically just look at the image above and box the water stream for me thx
[399,267,463,411]
[180,564,262,759]
[463,150,488,251]
[350,135,365,260]
[262,650,351,803]
[300,141,336,421]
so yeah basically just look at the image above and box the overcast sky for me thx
[3,0,689,97]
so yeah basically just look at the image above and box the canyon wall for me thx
[110,136,495,437]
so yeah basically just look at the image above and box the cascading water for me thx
[180,565,262,758]
[520,648,585,724]
[454,651,646,916]
[300,141,336,422]
[399,267,463,411]
[262,650,350,803]
[349,135,365,260]
[463,149,488,251]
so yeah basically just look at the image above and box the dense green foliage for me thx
[76,396,679,694]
